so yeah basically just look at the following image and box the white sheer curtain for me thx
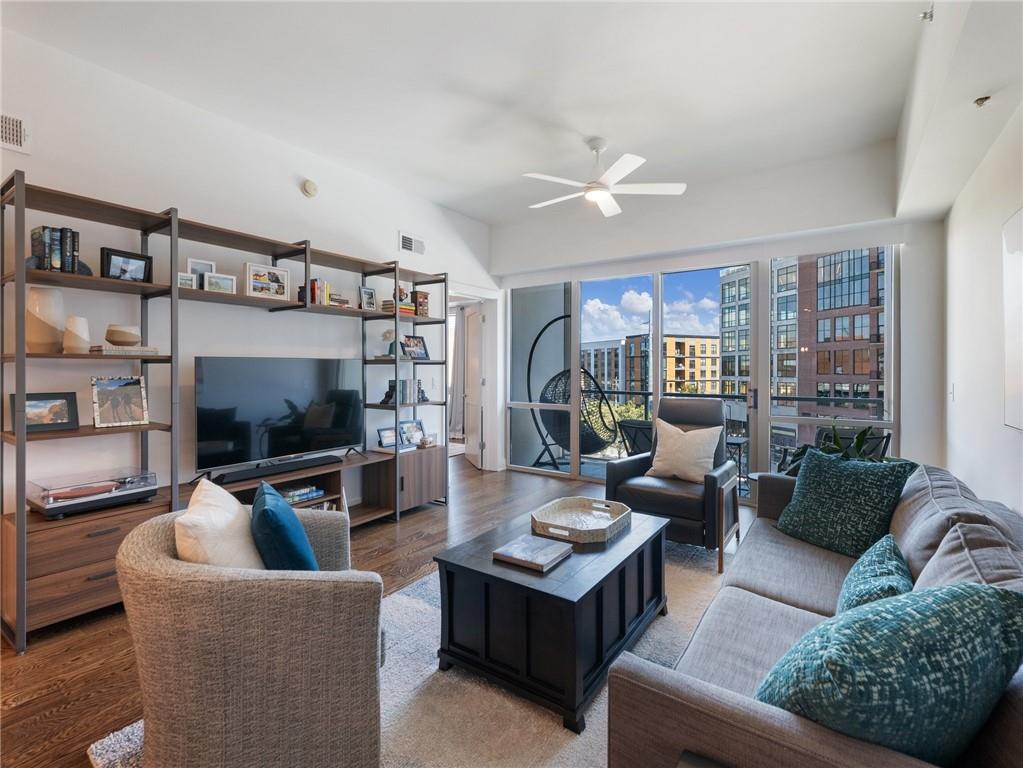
[448,306,466,436]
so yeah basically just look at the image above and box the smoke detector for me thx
[300,179,318,198]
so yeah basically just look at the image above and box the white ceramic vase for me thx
[26,287,64,353]
[63,316,91,354]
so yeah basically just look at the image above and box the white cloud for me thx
[697,296,720,311]
[620,289,653,315]
[663,300,720,336]
[581,297,649,342]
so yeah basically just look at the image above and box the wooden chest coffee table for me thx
[434,511,669,732]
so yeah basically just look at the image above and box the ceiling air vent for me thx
[398,230,425,256]
[1,114,31,154]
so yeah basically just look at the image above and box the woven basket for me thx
[531,497,632,544]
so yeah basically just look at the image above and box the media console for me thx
[210,454,344,486]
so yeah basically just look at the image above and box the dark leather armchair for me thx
[606,398,739,572]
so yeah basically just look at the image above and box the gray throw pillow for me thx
[915,523,1023,592]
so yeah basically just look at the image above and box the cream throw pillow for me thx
[174,478,265,569]
[646,420,722,483]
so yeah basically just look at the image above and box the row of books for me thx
[32,226,81,272]
[386,378,422,404]
[298,279,350,307]
[381,299,417,316]
[280,485,325,504]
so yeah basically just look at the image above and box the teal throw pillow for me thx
[251,482,320,570]
[755,583,1023,766]
[836,534,913,613]
[776,449,917,557]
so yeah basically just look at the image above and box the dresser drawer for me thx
[27,505,163,579]
[26,558,122,631]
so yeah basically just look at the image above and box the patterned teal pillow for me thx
[755,583,1023,766]
[836,534,913,613]
[777,449,918,557]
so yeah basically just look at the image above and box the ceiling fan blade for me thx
[596,194,622,217]
[529,191,585,209]
[523,173,586,188]
[610,182,687,196]
[599,153,645,186]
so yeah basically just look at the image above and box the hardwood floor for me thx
[0,458,602,768]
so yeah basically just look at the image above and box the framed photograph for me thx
[100,248,152,283]
[400,335,430,360]
[92,376,149,428]
[204,272,236,294]
[177,272,197,289]
[399,418,426,446]
[12,392,79,433]
[377,426,400,448]
[187,258,216,289]
[360,286,378,311]
[245,262,290,301]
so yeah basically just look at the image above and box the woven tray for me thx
[531,497,632,544]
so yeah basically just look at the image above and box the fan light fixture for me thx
[584,187,611,202]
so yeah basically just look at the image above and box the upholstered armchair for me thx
[606,398,739,571]
[116,508,383,768]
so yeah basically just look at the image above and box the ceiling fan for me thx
[524,137,687,218]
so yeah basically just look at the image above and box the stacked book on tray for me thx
[90,345,161,356]
[31,225,81,272]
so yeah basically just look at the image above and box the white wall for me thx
[1,31,495,506]
[945,106,1023,511]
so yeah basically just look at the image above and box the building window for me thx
[878,350,885,378]
[854,314,869,340]
[722,306,737,328]
[689,358,696,369]
[722,356,736,377]
[739,380,749,395]
[776,265,796,292]
[834,350,850,375]
[776,323,796,349]
[817,382,831,399]
[700,342,706,354]
[817,318,831,343]
[876,247,886,270]
[854,348,871,375]
[738,303,750,327]
[777,382,796,407]
[817,350,831,375]
[878,312,886,342]
[776,353,795,378]
[721,331,736,352]
[816,249,870,310]
[777,295,796,321]
[835,383,851,400]
[738,354,751,377]
[721,282,736,304]
[853,383,871,398]
[738,329,750,351]
[722,379,736,395]
[738,277,750,301]
[835,316,850,341]
[877,271,885,302]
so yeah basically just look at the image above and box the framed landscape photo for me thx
[204,272,236,294]
[14,392,79,433]
[360,286,378,311]
[177,272,197,289]
[100,248,152,283]
[246,262,290,301]
[92,376,149,428]
[187,258,216,289]
[377,426,400,448]
[399,418,425,446]
[400,335,430,360]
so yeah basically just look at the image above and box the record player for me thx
[28,467,158,519]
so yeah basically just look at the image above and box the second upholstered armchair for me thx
[117,507,383,768]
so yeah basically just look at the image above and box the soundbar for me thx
[211,454,343,485]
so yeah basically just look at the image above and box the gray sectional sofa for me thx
[608,465,1023,768]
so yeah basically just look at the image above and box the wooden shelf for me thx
[413,359,446,366]
[292,493,341,509]
[177,218,308,259]
[179,287,302,310]
[0,180,169,231]
[2,353,171,363]
[300,304,391,320]
[1,269,171,297]
[365,400,446,410]
[364,358,445,365]
[2,422,172,444]
[348,503,395,528]
[2,487,175,533]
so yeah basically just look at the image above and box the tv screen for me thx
[195,356,364,471]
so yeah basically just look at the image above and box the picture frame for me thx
[187,258,216,289]
[92,376,149,428]
[13,392,79,433]
[100,247,152,283]
[399,418,426,446]
[360,286,378,311]
[245,262,291,301]
[377,426,400,448]
[177,272,197,289]
[400,335,430,360]
[204,272,236,294]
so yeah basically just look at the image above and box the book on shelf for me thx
[88,345,161,356]
[492,533,572,573]
[30,225,81,273]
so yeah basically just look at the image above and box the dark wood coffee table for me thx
[434,511,669,733]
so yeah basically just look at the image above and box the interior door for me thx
[464,306,484,469]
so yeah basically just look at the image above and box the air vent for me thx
[398,230,425,256]
[1,114,31,154]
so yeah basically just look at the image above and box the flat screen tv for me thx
[195,356,364,471]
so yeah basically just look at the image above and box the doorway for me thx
[448,295,485,469]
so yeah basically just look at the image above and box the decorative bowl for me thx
[531,497,632,544]
[105,324,142,347]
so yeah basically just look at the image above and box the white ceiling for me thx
[3,2,926,225]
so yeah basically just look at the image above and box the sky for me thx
[580,270,722,343]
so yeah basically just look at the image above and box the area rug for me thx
[88,541,722,768]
